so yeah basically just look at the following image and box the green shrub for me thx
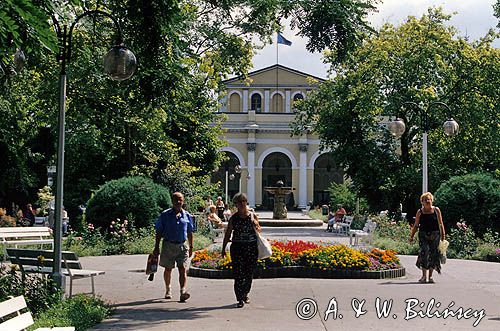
[63,224,213,257]
[328,182,368,215]
[29,294,111,331]
[0,269,61,316]
[372,237,419,255]
[86,176,171,230]
[447,224,479,259]
[435,173,500,236]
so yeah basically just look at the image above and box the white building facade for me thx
[212,65,344,209]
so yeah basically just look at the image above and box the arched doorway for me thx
[261,152,293,209]
[211,152,241,202]
[314,153,343,206]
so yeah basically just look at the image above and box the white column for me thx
[242,89,249,112]
[247,143,256,208]
[285,90,291,113]
[298,143,308,209]
[264,90,270,113]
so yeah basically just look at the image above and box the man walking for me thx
[153,192,194,302]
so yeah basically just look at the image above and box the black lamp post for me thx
[52,10,137,290]
[388,101,459,194]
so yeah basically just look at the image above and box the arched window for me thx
[292,93,304,112]
[229,93,241,112]
[250,93,262,112]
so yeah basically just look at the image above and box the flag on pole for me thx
[277,33,292,46]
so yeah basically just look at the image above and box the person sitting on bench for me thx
[326,204,346,232]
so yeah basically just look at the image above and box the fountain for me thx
[264,180,294,219]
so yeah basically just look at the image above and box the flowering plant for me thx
[192,240,401,271]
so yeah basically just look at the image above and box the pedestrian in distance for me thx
[410,192,445,284]
[153,192,194,302]
[221,193,261,308]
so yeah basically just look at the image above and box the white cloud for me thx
[252,0,499,78]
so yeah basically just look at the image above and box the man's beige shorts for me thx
[159,241,190,269]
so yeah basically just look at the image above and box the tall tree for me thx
[294,8,500,215]
[1,0,378,212]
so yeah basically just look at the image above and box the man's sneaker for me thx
[165,289,172,299]
[180,291,190,302]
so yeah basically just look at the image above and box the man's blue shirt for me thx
[155,208,194,242]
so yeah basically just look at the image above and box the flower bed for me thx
[189,240,405,279]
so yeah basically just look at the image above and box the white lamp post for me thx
[389,101,459,194]
[52,10,136,290]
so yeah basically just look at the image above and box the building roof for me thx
[223,64,326,85]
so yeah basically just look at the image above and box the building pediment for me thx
[224,64,324,88]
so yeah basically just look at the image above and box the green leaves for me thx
[294,7,500,214]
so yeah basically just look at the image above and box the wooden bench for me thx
[6,248,105,297]
[0,295,74,331]
[0,227,54,258]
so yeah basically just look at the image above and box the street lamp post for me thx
[52,10,137,290]
[388,101,459,194]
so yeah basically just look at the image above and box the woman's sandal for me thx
[427,278,435,283]
[418,277,426,283]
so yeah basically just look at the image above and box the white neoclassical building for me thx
[211,64,344,209]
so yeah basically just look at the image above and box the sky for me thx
[252,0,499,79]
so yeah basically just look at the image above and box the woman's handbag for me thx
[438,239,449,264]
[251,212,272,259]
[256,232,272,259]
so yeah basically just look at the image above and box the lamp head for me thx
[443,118,459,136]
[103,44,137,81]
[388,118,406,139]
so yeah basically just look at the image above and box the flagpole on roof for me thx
[276,33,279,113]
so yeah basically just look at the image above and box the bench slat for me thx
[0,311,34,331]
[7,248,78,260]
[0,296,28,318]
[0,232,52,239]
[0,227,51,233]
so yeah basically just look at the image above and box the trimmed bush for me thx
[86,176,171,230]
[435,173,500,236]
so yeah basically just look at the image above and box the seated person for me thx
[222,203,232,222]
[207,205,227,229]
[326,204,346,232]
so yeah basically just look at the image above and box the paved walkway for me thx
[77,215,500,330]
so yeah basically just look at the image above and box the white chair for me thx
[349,220,377,246]
[208,219,225,238]
[337,216,353,235]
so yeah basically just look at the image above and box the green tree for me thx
[1,0,378,214]
[294,8,500,215]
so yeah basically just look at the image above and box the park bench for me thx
[0,227,53,258]
[0,295,74,331]
[6,248,105,297]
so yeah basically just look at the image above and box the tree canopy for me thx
[1,0,377,214]
[294,8,500,215]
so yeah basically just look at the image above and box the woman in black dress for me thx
[410,192,446,283]
[221,193,261,308]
